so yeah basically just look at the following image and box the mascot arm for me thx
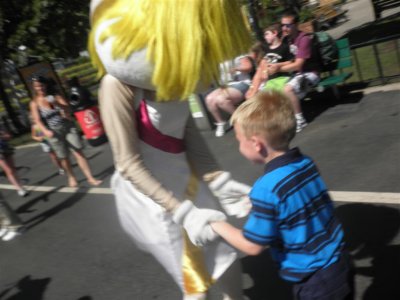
[99,75,180,212]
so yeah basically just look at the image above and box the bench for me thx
[316,38,353,99]
[371,0,400,19]
[314,5,348,30]
[189,39,354,128]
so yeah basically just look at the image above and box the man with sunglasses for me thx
[267,12,321,133]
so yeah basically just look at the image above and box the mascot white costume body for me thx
[89,1,253,299]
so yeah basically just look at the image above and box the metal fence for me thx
[349,33,400,85]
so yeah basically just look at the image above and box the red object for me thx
[74,106,105,140]
[136,100,185,153]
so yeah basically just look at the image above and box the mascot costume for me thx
[89,1,253,299]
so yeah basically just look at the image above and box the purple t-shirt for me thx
[290,32,320,73]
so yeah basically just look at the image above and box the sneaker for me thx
[2,230,20,241]
[296,119,308,133]
[215,122,226,137]
[58,168,65,175]
[17,189,28,197]
[0,228,7,238]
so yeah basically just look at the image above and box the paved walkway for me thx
[1,83,399,299]
[327,0,400,39]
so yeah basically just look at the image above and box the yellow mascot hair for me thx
[89,0,252,101]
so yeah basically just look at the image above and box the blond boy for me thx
[211,91,353,300]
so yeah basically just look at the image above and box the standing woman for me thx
[29,76,101,187]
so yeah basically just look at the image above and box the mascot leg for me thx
[214,259,244,300]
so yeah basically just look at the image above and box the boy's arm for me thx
[211,221,267,256]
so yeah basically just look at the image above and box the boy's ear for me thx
[250,135,266,153]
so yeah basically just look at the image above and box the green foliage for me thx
[298,7,315,23]
[0,0,90,61]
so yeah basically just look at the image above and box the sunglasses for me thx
[281,23,295,28]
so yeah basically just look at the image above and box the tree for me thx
[0,0,90,61]
[0,0,90,133]
[247,0,267,44]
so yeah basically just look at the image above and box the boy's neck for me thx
[264,147,288,164]
[269,38,281,49]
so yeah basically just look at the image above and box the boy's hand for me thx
[208,172,252,218]
[172,200,226,247]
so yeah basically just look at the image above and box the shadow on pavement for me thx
[85,151,103,161]
[241,202,400,300]
[15,187,64,215]
[336,203,400,300]
[16,187,87,231]
[0,275,51,300]
[92,165,115,182]
[32,171,64,186]
[303,84,365,124]
[242,251,293,300]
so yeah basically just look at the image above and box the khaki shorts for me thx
[287,72,320,99]
[47,122,83,159]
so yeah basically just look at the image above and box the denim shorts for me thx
[228,81,250,95]
[47,122,83,159]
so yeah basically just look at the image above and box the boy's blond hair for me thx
[230,91,296,150]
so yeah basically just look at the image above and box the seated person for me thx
[205,42,265,137]
[246,23,292,99]
[268,12,322,133]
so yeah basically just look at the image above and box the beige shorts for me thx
[47,122,83,159]
[287,72,320,99]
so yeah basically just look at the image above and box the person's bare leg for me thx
[284,85,307,132]
[215,88,244,115]
[59,158,78,187]
[205,89,225,123]
[49,151,63,170]
[284,85,302,114]
[0,159,24,191]
[72,150,102,186]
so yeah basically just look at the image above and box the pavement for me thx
[0,81,399,299]
[1,2,400,298]
[326,0,400,40]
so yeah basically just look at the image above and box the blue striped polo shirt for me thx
[244,148,345,282]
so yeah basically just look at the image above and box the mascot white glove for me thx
[208,172,252,218]
[172,200,226,247]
